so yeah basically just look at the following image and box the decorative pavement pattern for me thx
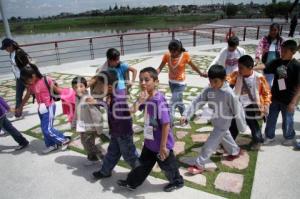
[0,52,258,198]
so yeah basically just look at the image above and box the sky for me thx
[1,0,284,18]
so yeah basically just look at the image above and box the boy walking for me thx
[117,67,184,192]
[264,40,300,146]
[181,65,247,174]
[227,55,272,150]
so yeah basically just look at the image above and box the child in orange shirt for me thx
[157,39,207,122]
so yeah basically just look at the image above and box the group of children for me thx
[1,33,300,192]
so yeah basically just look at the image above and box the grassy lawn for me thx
[0,14,219,35]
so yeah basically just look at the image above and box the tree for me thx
[224,4,238,18]
[114,3,118,10]
[109,6,112,11]
[264,3,276,21]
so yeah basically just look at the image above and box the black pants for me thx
[229,105,264,143]
[126,146,183,188]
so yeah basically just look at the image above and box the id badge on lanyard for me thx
[143,105,154,140]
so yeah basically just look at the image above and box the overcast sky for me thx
[1,0,281,18]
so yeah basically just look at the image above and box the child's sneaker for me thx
[187,165,204,175]
[15,141,29,151]
[42,145,58,154]
[281,139,295,146]
[0,130,6,136]
[84,159,99,166]
[226,149,244,161]
[92,171,111,180]
[163,182,184,192]
[117,180,136,191]
[61,137,71,151]
[294,141,300,150]
[250,142,261,151]
[264,138,275,145]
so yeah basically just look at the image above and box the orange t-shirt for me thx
[162,52,191,81]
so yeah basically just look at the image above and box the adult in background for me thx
[1,38,31,117]
[288,16,298,38]
[254,23,284,87]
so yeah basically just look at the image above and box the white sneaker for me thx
[84,159,99,166]
[0,130,6,136]
[61,137,71,151]
[264,138,275,145]
[281,139,295,146]
[42,145,58,154]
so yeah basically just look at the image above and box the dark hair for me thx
[140,67,158,81]
[208,65,226,80]
[106,48,120,60]
[71,76,87,88]
[227,36,239,47]
[281,40,298,53]
[20,63,43,83]
[168,39,186,52]
[267,23,282,43]
[238,55,254,69]
[95,70,118,87]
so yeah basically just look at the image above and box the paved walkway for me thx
[1,37,300,199]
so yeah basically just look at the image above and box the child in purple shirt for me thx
[117,67,184,192]
[91,70,140,179]
[0,96,29,150]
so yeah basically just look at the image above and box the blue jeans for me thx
[0,115,28,146]
[265,100,296,140]
[39,103,66,147]
[169,81,186,119]
[264,74,274,88]
[100,134,140,176]
[15,78,26,109]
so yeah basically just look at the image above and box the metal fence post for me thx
[54,42,60,65]
[120,35,124,55]
[148,33,151,52]
[243,27,247,41]
[172,31,175,40]
[89,38,94,60]
[212,29,215,45]
[256,26,260,40]
[193,30,196,46]
[280,25,283,36]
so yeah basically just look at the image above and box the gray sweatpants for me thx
[196,128,240,167]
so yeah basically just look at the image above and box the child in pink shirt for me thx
[18,64,70,154]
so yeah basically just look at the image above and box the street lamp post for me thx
[0,0,12,38]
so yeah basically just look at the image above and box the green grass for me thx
[0,14,219,35]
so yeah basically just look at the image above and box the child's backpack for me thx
[44,76,61,101]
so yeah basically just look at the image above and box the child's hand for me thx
[138,90,149,104]
[159,146,169,161]
[201,72,208,78]
[9,108,16,113]
[179,116,187,126]
[127,81,133,90]
[15,107,23,116]
[261,106,269,116]
[288,102,296,113]
[85,97,97,105]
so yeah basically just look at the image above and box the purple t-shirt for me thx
[107,94,133,137]
[140,91,175,153]
[0,97,9,118]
